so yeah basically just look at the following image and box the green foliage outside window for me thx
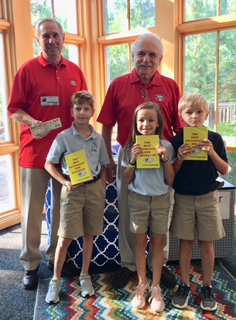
[185,0,235,20]
[105,0,155,33]
[225,151,236,186]
[185,29,235,139]
[31,0,69,32]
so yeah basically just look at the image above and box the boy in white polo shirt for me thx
[45,91,109,304]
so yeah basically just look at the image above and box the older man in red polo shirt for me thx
[97,32,183,289]
[8,18,87,290]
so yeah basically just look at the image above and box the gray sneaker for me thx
[200,285,217,311]
[80,274,94,298]
[172,284,191,309]
[45,279,61,304]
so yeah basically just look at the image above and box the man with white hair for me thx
[97,32,182,289]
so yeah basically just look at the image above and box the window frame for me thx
[176,3,235,150]
[0,0,23,229]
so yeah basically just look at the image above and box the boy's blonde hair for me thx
[178,93,209,114]
[71,91,94,109]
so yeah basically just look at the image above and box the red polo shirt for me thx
[8,54,87,168]
[97,69,182,146]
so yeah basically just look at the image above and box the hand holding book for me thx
[156,144,169,163]
[136,135,160,169]
[197,139,214,156]
[65,150,93,185]
[182,127,208,161]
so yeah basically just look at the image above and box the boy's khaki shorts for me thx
[128,191,171,234]
[58,179,106,239]
[170,190,225,241]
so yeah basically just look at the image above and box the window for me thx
[106,44,130,84]
[182,1,235,146]
[0,35,16,213]
[31,0,81,64]
[0,3,21,228]
[30,0,77,33]
[177,0,235,183]
[100,0,158,142]
[0,155,16,212]
[185,0,234,20]
[105,0,155,33]
[103,0,156,85]
[0,34,10,142]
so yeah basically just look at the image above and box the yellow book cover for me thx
[136,135,160,169]
[65,149,93,185]
[183,127,208,161]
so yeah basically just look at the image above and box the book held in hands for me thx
[183,127,208,161]
[136,135,160,169]
[65,149,93,185]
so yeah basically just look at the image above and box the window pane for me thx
[31,0,53,25]
[224,151,235,186]
[105,0,156,33]
[185,33,217,130]
[220,0,235,15]
[0,155,16,213]
[31,0,77,33]
[185,0,217,21]
[184,31,235,146]
[185,33,217,98]
[53,0,77,33]
[218,29,235,139]
[62,44,79,64]
[130,0,155,29]
[33,39,41,57]
[0,34,10,142]
[106,44,130,85]
[105,0,128,33]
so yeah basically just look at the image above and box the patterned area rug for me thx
[34,260,235,320]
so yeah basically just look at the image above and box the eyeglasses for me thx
[141,87,150,102]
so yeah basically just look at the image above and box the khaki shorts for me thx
[58,179,106,239]
[170,191,225,241]
[128,191,171,234]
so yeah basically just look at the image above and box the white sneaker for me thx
[131,283,149,309]
[45,279,61,304]
[80,274,94,297]
[149,285,165,312]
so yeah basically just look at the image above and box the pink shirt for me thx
[8,54,87,168]
[97,69,183,146]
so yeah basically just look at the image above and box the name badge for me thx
[41,96,60,106]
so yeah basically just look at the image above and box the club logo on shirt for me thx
[91,142,97,152]
[71,80,77,87]
[156,93,166,102]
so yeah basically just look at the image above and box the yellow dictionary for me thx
[65,149,93,185]
[183,127,208,161]
[136,135,160,169]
